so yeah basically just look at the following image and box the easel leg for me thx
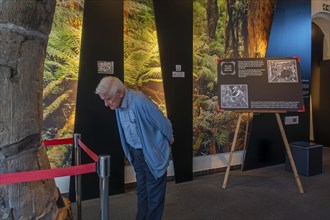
[222,113,243,189]
[243,113,252,151]
[275,113,304,193]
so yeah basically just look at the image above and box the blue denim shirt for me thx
[117,89,142,149]
[116,89,173,179]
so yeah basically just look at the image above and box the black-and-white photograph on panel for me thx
[221,84,248,108]
[97,60,114,74]
[217,57,304,112]
[267,59,298,83]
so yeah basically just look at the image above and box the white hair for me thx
[95,76,125,97]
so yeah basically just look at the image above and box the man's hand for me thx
[169,136,174,145]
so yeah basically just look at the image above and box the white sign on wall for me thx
[172,64,185,78]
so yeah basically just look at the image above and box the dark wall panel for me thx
[70,0,124,201]
[311,23,323,142]
[153,0,193,183]
[318,60,330,146]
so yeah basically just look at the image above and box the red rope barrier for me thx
[43,138,74,147]
[0,163,95,185]
[0,136,101,185]
[78,139,99,162]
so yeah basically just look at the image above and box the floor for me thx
[71,147,330,220]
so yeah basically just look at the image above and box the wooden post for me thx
[275,113,304,193]
[243,113,252,150]
[222,113,243,189]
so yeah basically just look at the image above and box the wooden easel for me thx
[222,111,304,193]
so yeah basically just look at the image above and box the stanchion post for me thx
[74,133,82,220]
[97,155,111,220]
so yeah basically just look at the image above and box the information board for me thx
[217,57,304,111]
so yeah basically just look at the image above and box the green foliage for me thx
[124,0,166,113]
[44,1,82,85]
[232,0,248,22]
[193,0,207,37]
[43,91,72,120]
[193,0,248,156]
[43,0,84,168]
[224,0,249,57]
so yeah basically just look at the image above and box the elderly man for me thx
[95,76,174,220]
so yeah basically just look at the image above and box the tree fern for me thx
[124,0,165,114]
[43,90,73,120]
[43,75,66,98]
[44,1,82,85]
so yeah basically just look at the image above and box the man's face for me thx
[99,90,123,110]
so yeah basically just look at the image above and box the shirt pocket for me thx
[129,109,136,124]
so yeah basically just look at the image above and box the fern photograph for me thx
[43,0,84,168]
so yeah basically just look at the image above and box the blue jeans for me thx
[129,147,167,220]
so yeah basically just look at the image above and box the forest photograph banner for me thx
[43,0,278,162]
[217,57,304,111]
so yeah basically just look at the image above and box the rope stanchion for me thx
[97,155,111,220]
[74,133,82,220]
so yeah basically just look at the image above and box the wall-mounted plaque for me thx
[217,57,304,111]
[97,61,114,74]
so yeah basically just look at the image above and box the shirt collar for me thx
[119,88,129,109]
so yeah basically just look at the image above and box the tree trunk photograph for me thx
[0,0,62,219]
[247,0,276,57]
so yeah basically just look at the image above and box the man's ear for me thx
[117,89,124,98]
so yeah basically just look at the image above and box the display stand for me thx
[222,111,304,193]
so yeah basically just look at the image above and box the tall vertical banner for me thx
[70,0,125,201]
[154,0,193,183]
